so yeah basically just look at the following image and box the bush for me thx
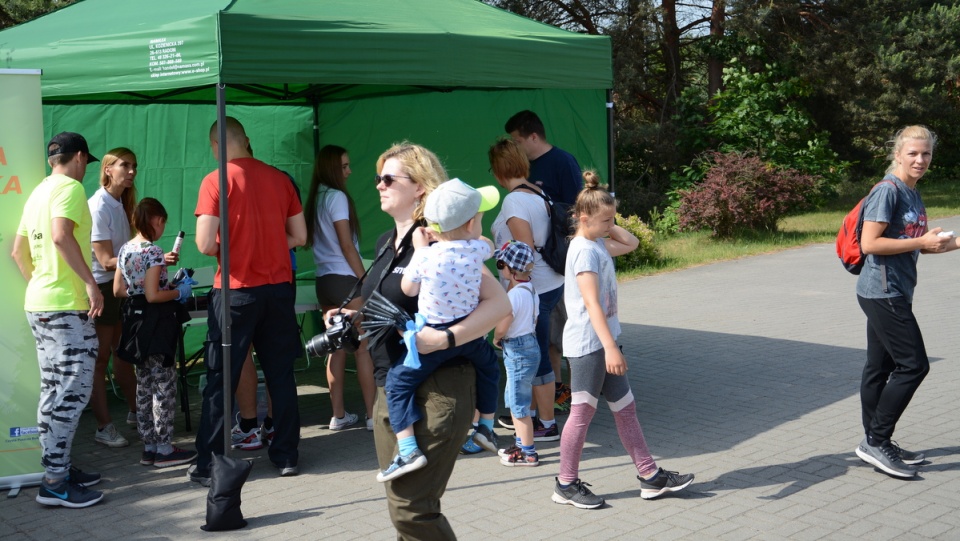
[614,213,660,270]
[677,152,815,238]
[707,60,850,201]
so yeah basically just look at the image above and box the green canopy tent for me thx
[0,0,612,264]
[0,0,612,450]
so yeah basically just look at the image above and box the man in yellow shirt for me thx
[12,132,105,509]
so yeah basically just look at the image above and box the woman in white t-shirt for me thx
[488,138,563,441]
[305,145,375,431]
[87,148,141,448]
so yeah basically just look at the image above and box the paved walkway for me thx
[5,217,960,540]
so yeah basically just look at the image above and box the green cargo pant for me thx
[373,362,476,541]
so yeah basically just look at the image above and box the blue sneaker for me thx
[460,431,484,455]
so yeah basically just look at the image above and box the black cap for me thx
[47,132,99,163]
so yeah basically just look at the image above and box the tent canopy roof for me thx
[0,0,611,102]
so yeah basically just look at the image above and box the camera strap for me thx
[337,223,417,311]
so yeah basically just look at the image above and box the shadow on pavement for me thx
[616,323,945,460]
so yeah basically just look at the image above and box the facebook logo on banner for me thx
[9,426,39,437]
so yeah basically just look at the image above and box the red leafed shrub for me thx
[677,152,815,237]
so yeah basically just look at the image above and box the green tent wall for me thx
[41,89,607,272]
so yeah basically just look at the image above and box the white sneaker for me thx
[231,424,263,450]
[95,423,129,448]
[329,412,359,431]
[366,416,374,432]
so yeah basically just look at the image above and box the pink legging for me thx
[558,348,658,483]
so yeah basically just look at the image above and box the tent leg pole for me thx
[216,83,234,458]
[312,98,320,158]
[606,89,615,195]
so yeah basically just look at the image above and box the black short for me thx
[94,281,121,326]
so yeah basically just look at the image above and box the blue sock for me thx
[478,418,494,431]
[515,436,522,447]
[519,443,536,455]
[643,468,660,482]
[541,418,556,428]
[398,436,418,457]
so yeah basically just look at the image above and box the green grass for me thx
[618,178,960,280]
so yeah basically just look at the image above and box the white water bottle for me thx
[172,230,185,254]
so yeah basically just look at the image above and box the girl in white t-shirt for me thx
[553,172,694,510]
[304,145,375,431]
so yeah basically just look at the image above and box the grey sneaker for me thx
[94,423,129,448]
[856,438,917,478]
[187,464,211,487]
[472,424,498,453]
[126,411,137,426]
[376,449,427,483]
[275,460,299,477]
[639,468,695,499]
[551,478,604,509]
[890,440,925,465]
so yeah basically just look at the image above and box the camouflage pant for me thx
[27,311,97,479]
[135,355,177,447]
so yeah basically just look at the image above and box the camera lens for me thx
[305,333,334,358]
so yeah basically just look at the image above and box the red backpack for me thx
[836,180,896,274]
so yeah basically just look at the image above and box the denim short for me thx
[502,333,540,419]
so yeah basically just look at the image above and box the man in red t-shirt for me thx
[189,117,307,484]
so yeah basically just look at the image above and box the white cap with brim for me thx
[424,178,500,233]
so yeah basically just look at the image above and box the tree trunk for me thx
[708,0,726,98]
[661,0,682,112]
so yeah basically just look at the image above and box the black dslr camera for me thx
[305,313,360,357]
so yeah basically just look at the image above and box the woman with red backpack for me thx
[854,125,959,479]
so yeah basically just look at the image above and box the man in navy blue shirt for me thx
[505,110,582,206]
[504,110,580,417]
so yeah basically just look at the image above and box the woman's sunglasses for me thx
[375,174,411,187]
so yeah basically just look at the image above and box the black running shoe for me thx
[551,478,603,509]
[639,468,694,499]
[68,466,101,487]
[36,478,103,508]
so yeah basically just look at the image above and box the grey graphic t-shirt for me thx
[856,174,928,303]
[563,236,621,358]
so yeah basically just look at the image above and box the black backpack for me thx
[510,184,573,275]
